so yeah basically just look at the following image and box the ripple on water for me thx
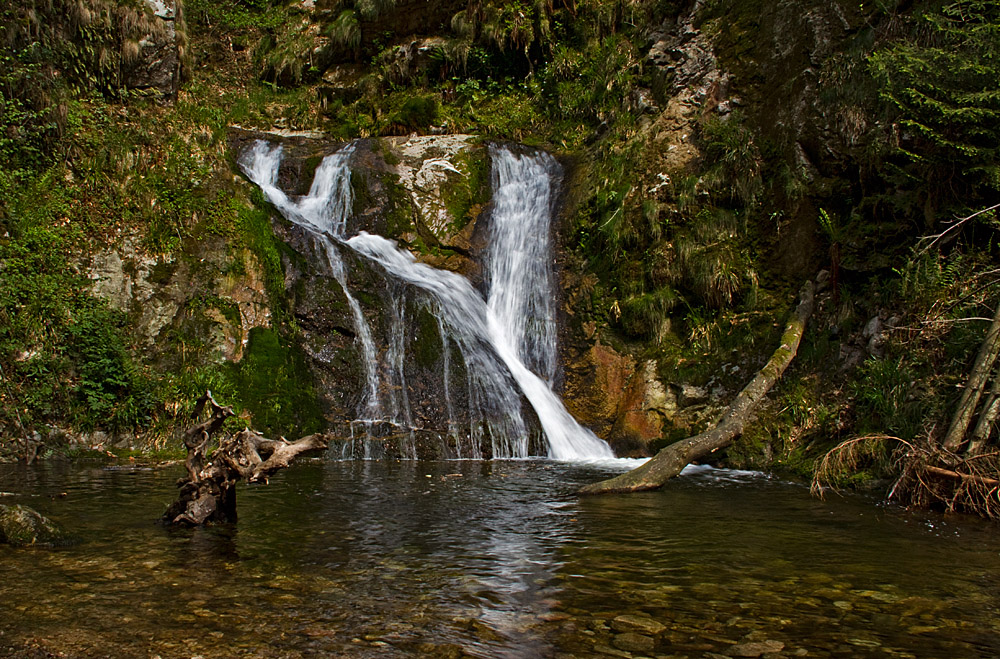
[1,460,999,657]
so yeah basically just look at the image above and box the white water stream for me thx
[240,139,613,461]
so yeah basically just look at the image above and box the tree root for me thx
[162,391,329,526]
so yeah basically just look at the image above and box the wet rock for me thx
[676,383,709,408]
[592,643,633,658]
[612,632,656,653]
[612,615,667,636]
[725,640,785,657]
[562,343,678,455]
[384,134,485,264]
[0,504,65,547]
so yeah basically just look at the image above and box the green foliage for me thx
[231,327,325,437]
[185,0,288,31]
[619,287,680,341]
[700,112,763,205]
[0,171,159,434]
[387,96,439,134]
[258,14,323,85]
[851,356,923,440]
[2,0,168,100]
[68,305,158,431]
[869,0,1000,213]
[326,10,361,50]
[676,208,759,309]
[538,36,637,124]
[0,50,62,193]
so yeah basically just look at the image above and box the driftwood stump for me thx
[162,391,329,526]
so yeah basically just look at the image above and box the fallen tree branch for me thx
[922,465,1000,487]
[942,301,1000,453]
[162,391,329,526]
[814,435,1000,517]
[580,280,815,495]
[916,202,1000,256]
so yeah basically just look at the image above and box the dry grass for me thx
[813,434,1000,518]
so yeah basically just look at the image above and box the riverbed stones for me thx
[0,504,65,547]
[612,615,667,636]
[613,632,657,653]
[725,640,785,657]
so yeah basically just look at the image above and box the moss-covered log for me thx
[579,281,815,495]
[163,391,329,526]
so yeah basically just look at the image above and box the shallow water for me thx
[1,460,999,658]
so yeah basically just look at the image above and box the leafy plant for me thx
[869,0,1000,217]
[852,356,923,440]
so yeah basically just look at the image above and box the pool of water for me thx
[1,459,999,658]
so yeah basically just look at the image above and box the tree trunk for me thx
[162,391,329,526]
[965,360,1000,456]
[943,302,1000,453]
[579,280,815,495]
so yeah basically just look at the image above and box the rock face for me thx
[562,342,675,456]
[124,0,184,99]
[0,505,65,547]
[87,239,271,362]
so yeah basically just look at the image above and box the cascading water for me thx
[238,141,383,429]
[485,146,559,383]
[239,138,613,461]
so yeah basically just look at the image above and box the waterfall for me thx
[485,146,559,383]
[239,139,613,461]
[238,141,383,425]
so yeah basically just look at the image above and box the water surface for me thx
[1,460,999,657]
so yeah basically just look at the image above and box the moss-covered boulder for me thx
[0,505,65,547]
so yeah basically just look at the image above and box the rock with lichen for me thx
[0,504,66,547]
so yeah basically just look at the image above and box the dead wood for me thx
[942,301,1000,453]
[922,465,1000,487]
[814,435,1000,518]
[580,280,815,495]
[162,391,329,526]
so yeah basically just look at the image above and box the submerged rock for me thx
[0,504,65,547]
[611,614,667,636]
[612,631,657,653]
[726,640,786,657]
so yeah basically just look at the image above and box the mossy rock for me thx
[0,505,66,547]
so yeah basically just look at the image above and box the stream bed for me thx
[1,459,999,658]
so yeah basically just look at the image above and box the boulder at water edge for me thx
[0,504,65,547]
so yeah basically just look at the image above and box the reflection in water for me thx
[1,460,1000,657]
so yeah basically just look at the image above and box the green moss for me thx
[375,138,401,166]
[386,96,439,135]
[188,293,242,327]
[440,148,490,233]
[0,504,66,547]
[231,327,325,437]
[412,305,444,369]
[381,172,417,239]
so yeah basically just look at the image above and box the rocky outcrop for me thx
[87,239,271,362]
[382,135,487,275]
[0,505,65,547]
[124,0,185,99]
[562,341,677,456]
